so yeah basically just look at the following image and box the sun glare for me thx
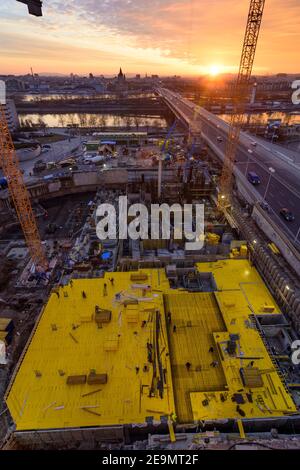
[209,64,221,77]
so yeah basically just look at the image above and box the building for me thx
[5,259,297,448]
[115,68,128,92]
[3,99,19,133]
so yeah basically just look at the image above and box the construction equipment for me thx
[0,105,47,269]
[158,119,178,199]
[218,0,266,208]
[16,0,43,17]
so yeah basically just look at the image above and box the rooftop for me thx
[6,270,174,431]
[5,260,297,432]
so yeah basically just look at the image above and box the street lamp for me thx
[263,167,275,201]
[294,225,300,244]
[245,149,253,176]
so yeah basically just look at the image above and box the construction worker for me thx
[82,291,87,299]
[185,362,192,371]
[173,324,177,333]
[209,346,214,353]
[210,360,219,368]
[103,283,107,296]
[167,311,172,324]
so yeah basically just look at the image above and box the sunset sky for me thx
[0,0,299,76]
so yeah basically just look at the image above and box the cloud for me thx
[0,0,300,74]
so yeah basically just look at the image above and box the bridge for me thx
[157,87,300,248]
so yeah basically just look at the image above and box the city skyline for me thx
[0,0,299,76]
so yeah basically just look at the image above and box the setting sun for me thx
[208,64,222,77]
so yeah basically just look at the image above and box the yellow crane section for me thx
[219,0,266,208]
[0,104,47,269]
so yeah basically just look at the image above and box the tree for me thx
[37,116,47,135]
[78,113,87,127]
[99,115,107,130]
[134,116,140,130]
[67,114,76,126]
[125,116,133,129]
[58,115,66,127]
[88,115,97,127]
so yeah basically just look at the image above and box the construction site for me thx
[1,0,300,452]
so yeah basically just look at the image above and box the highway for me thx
[158,88,300,245]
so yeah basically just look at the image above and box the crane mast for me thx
[0,104,47,269]
[219,0,265,208]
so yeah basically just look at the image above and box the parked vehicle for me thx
[59,158,76,168]
[84,154,105,165]
[33,159,47,173]
[217,136,223,142]
[0,177,8,189]
[46,161,57,170]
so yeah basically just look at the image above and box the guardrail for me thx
[159,88,300,262]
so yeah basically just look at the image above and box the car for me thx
[59,158,76,168]
[260,201,270,212]
[217,136,223,142]
[247,171,260,185]
[248,149,253,154]
[280,208,295,222]
[251,142,257,147]
[42,144,52,149]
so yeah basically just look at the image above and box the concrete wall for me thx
[16,145,41,162]
[73,171,99,187]
[13,426,124,449]
[252,205,300,274]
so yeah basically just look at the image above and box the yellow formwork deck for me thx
[165,259,296,422]
[197,259,281,315]
[5,260,297,431]
[5,269,175,431]
[164,293,227,423]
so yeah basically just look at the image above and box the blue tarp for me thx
[101,251,112,260]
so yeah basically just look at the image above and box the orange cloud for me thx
[0,0,299,75]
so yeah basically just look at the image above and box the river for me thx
[19,113,167,128]
[219,111,300,125]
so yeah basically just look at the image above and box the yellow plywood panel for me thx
[5,261,296,432]
[5,269,175,431]
[164,286,296,422]
[164,292,227,423]
[197,259,281,314]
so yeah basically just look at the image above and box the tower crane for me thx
[0,0,46,268]
[218,0,266,208]
[0,106,47,269]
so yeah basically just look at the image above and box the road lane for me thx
[158,88,300,243]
